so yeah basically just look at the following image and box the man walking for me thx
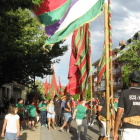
[16,98,24,130]
[60,93,72,133]
[87,98,97,126]
[53,95,62,127]
[97,91,115,140]
[114,70,140,140]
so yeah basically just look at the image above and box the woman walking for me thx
[72,99,88,140]
[47,99,56,130]
[1,105,20,140]
[28,101,38,130]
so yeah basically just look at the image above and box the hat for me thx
[129,70,140,83]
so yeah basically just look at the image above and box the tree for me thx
[118,40,140,86]
[0,9,68,87]
[0,0,42,13]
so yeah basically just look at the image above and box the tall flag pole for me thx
[108,0,114,137]
[104,1,110,136]
[89,25,93,114]
[108,0,113,105]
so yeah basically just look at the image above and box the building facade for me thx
[92,31,140,97]
[0,82,28,103]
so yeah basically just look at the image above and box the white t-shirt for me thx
[5,114,19,133]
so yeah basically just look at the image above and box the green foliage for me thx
[35,80,45,95]
[0,0,43,14]
[26,80,45,101]
[26,88,44,102]
[0,9,68,87]
[118,39,140,86]
[73,94,80,101]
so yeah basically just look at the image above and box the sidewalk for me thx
[0,115,41,140]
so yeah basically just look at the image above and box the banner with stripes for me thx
[64,23,91,98]
[33,0,104,49]
[97,0,112,83]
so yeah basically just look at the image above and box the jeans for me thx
[55,108,61,126]
[88,109,95,124]
[76,119,88,139]
[40,111,46,125]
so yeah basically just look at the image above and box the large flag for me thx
[44,77,49,95]
[33,0,104,48]
[64,23,91,98]
[97,0,112,83]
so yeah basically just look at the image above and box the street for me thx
[0,115,120,140]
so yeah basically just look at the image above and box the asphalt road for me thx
[42,120,103,140]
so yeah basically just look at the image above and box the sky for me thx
[39,0,140,86]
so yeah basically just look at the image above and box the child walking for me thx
[1,104,20,140]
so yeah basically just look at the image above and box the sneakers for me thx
[45,124,48,127]
[41,125,44,127]
[91,123,94,126]
[59,127,64,132]
[88,123,91,126]
[20,127,23,130]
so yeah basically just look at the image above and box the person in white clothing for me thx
[1,104,20,140]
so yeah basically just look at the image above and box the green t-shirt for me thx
[16,103,24,115]
[113,102,118,114]
[38,103,47,111]
[25,105,29,113]
[28,105,36,117]
[76,105,87,120]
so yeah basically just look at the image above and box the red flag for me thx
[64,23,91,99]
[58,77,62,95]
[44,77,49,95]
[50,66,58,92]
[59,77,62,89]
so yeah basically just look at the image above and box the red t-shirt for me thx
[85,104,89,109]
[71,101,75,108]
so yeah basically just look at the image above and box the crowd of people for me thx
[1,70,140,140]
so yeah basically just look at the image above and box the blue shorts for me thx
[63,113,72,122]
[5,132,20,140]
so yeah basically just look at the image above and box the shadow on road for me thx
[20,132,27,140]
[70,126,92,140]
[88,125,100,136]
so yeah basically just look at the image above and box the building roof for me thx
[92,46,121,66]
[92,59,100,66]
